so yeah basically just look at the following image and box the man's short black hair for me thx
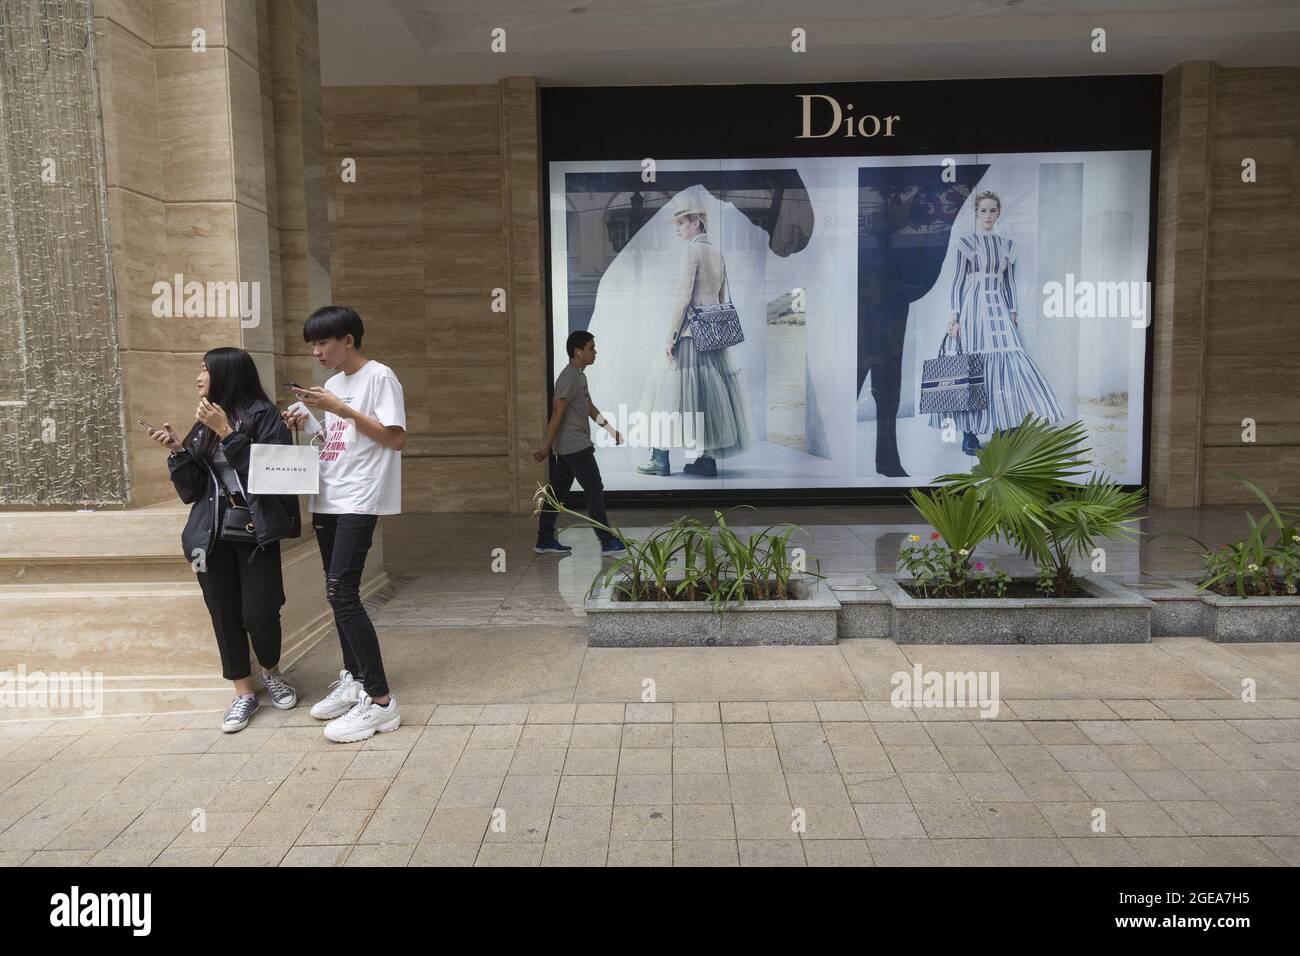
[566,330,594,358]
[304,305,364,350]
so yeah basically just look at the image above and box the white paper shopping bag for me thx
[248,438,320,495]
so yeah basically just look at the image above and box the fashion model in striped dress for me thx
[927,191,1063,455]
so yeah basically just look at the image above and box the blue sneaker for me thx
[601,538,627,556]
[535,539,573,555]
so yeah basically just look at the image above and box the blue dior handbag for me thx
[919,334,987,414]
[678,301,745,352]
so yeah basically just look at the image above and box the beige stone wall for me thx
[96,0,339,505]
[334,68,1299,514]
[267,0,333,392]
[1151,63,1300,506]
[98,0,267,505]
[322,80,548,514]
[0,0,384,719]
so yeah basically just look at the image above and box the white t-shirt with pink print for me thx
[295,359,406,516]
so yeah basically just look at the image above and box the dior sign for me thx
[797,94,899,139]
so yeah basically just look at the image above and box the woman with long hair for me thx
[149,347,301,732]
[928,190,1063,454]
[636,187,755,477]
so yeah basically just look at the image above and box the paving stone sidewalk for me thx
[4,696,1300,867]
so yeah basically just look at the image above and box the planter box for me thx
[585,577,840,647]
[827,576,892,639]
[877,575,1152,645]
[1200,591,1300,643]
[1118,577,1208,637]
[1119,576,1300,642]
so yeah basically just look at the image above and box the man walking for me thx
[534,330,626,556]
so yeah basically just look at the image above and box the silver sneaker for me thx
[260,669,298,710]
[310,668,361,720]
[222,695,259,733]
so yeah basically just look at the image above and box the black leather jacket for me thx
[167,399,302,561]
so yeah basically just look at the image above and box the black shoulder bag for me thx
[214,448,258,544]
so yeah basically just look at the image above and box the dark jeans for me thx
[538,444,612,545]
[313,513,389,699]
[196,540,284,682]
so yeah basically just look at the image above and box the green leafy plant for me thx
[1028,476,1147,596]
[929,414,1146,597]
[908,484,1001,554]
[1165,474,1300,598]
[898,532,1011,599]
[932,415,1090,563]
[761,525,803,600]
[896,484,1009,598]
[531,485,823,612]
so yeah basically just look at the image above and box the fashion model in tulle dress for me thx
[636,193,754,477]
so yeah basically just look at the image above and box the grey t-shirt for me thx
[553,364,592,455]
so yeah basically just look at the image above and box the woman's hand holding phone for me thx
[148,422,182,452]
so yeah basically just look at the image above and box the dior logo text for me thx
[797,94,899,139]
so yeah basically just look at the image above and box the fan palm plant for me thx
[1031,476,1147,596]
[933,414,1091,565]
[931,414,1146,597]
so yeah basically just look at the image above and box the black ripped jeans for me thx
[312,513,389,699]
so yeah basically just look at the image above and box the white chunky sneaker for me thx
[323,693,401,744]
[310,669,361,720]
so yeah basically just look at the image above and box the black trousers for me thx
[196,540,284,682]
[537,444,612,545]
[313,513,389,699]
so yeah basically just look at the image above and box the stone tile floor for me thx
[4,686,1300,867]
[5,505,1299,866]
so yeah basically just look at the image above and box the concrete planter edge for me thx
[584,576,840,647]
[879,574,1153,645]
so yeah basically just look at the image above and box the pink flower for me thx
[974,562,985,571]
[930,532,940,541]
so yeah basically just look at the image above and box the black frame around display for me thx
[540,76,1162,507]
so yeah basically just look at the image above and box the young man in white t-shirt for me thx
[284,305,407,743]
